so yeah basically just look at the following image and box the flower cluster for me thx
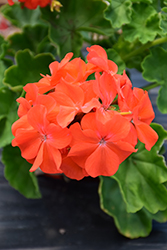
[12,45,158,180]
[7,0,62,11]
[7,0,51,9]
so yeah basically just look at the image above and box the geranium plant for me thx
[0,0,167,239]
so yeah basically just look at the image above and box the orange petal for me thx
[97,114,131,142]
[30,143,44,172]
[12,129,42,160]
[46,123,72,149]
[135,122,158,151]
[60,156,88,180]
[85,145,119,177]
[69,143,98,168]
[39,143,63,173]
[87,45,108,62]
[12,115,31,136]
[57,106,77,128]
[27,105,49,133]
[17,97,31,117]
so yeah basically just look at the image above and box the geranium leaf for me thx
[99,176,153,238]
[106,48,126,74]
[99,176,167,238]
[104,0,132,29]
[123,3,160,43]
[2,145,41,199]
[0,87,18,147]
[157,85,167,113]
[0,35,8,59]
[131,0,153,3]
[3,49,54,91]
[160,8,167,34]
[8,24,56,55]
[1,4,43,28]
[142,47,167,113]
[41,0,111,58]
[0,60,8,88]
[8,24,48,52]
[113,123,167,214]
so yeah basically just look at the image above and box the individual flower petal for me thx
[60,156,88,180]
[87,45,118,74]
[134,122,158,151]
[85,145,119,177]
[39,143,63,173]
[94,72,118,109]
[27,105,49,134]
[12,129,42,160]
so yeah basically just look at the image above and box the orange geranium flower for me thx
[8,0,51,9]
[93,72,118,110]
[69,112,136,177]
[11,45,158,178]
[12,104,72,173]
[118,85,158,150]
[59,147,88,180]
[50,79,100,127]
[16,83,56,117]
[87,45,118,75]
[35,52,73,94]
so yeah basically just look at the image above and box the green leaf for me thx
[1,4,43,28]
[160,8,167,34]
[142,47,167,84]
[0,35,8,59]
[113,36,147,71]
[157,85,167,113]
[104,0,132,29]
[142,47,167,113]
[3,49,54,91]
[99,176,153,238]
[99,176,167,238]
[131,0,153,3]
[113,123,167,214]
[123,3,160,43]
[0,60,8,88]
[106,48,126,74]
[2,145,41,199]
[41,0,111,58]
[0,87,18,147]
[148,207,167,223]
[9,24,47,52]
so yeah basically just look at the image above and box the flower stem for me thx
[123,36,167,62]
[142,82,160,91]
[77,26,107,36]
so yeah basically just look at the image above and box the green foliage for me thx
[99,176,167,238]
[113,124,167,213]
[99,123,167,238]
[41,0,111,58]
[2,145,41,199]
[9,24,57,55]
[122,3,160,43]
[160,7,167,34]
[3,50,54,91]
[99,176,152,238]
[0,87,18,147]
[142,47,167,113]
[1,4,44,28]
[104,0,132,29]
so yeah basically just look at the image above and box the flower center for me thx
[41,134,47,142]
[99,137,106,146]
